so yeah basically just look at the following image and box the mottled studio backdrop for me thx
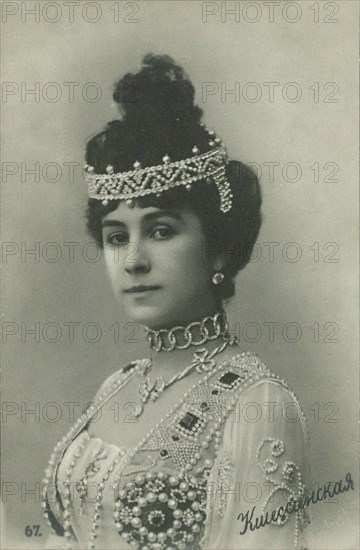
[1,1,359,548]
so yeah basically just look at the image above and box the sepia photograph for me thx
[1,1,359,549]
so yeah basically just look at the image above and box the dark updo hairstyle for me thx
[85,54,262,304]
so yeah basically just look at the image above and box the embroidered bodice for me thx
[42,352,311,550]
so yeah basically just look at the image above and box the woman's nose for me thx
[123,240,150,274]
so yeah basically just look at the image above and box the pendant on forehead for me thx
[125,199,135,208]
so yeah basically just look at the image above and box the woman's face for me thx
[102,201,220,329]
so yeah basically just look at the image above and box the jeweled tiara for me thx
[84,126,233,213]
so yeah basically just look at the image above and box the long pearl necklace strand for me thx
[42,366,138,549]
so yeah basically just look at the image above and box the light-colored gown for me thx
[42,351,311,550]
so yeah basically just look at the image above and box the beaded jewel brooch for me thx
[114,471,207,549]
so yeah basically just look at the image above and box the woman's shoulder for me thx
[217,349,305,409]
[216,349,310,439]
[92,358,146,401]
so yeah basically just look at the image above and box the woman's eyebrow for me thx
[102,210,183,228]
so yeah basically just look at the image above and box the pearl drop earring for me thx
[212,272,224,285]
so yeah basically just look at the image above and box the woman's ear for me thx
[213,246,226,271]
[213,256,225,273]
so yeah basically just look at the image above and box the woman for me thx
[42,54,311,550]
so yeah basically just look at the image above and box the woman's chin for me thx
[122,302,169,329]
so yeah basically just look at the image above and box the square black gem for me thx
[218,372,240,387]
[179,412,200,431]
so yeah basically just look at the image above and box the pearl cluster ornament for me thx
[113,470,207,549]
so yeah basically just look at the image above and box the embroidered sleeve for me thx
[256,437,311,531]
[202,377,311,550]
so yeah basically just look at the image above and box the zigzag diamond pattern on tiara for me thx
[84,142,233,213]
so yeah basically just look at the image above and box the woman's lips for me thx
[123,285,161,294]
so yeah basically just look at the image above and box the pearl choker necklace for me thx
[144,312,231,352]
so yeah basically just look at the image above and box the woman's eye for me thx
[106,233,128,246]
[151,227,174,239]
[104,227,174,245]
